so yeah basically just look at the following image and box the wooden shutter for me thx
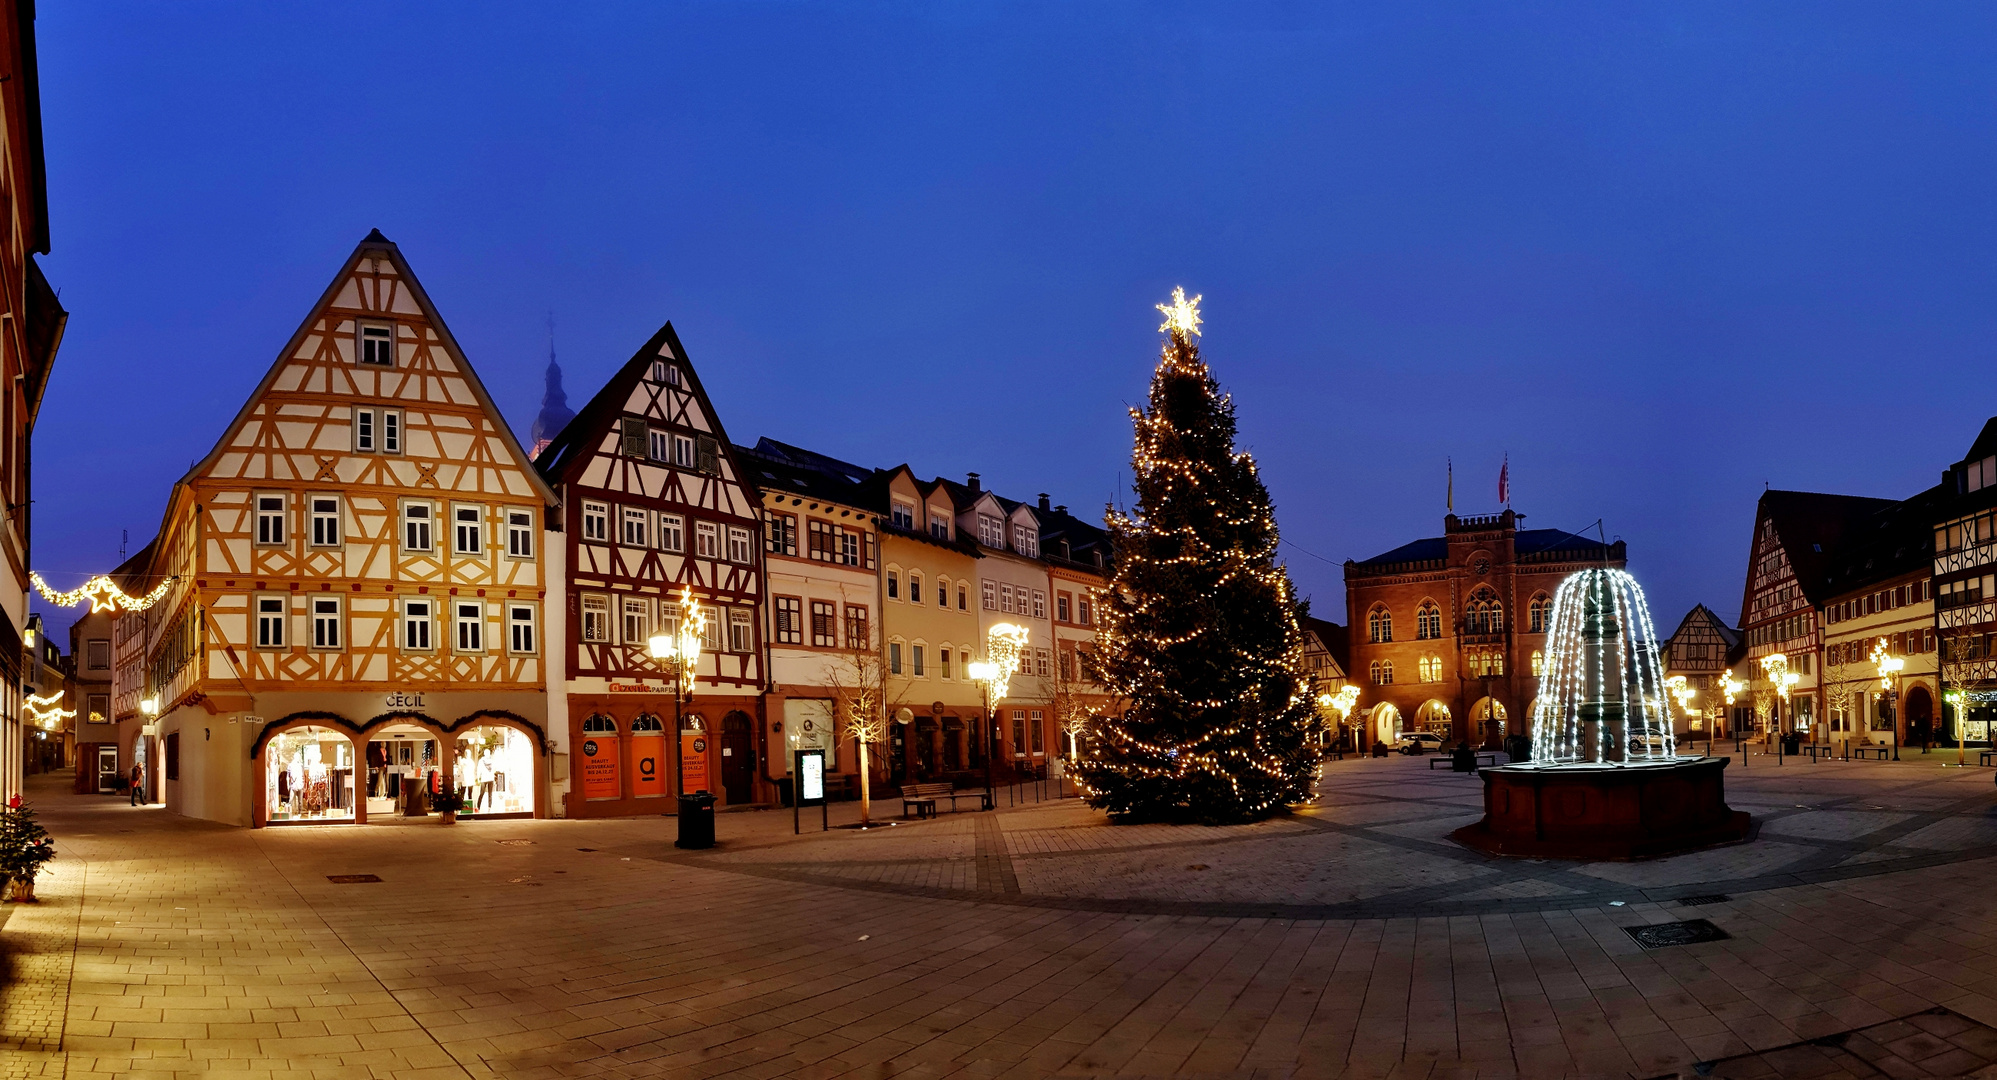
[621,418,647,457]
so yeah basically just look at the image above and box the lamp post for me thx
[1947,689,1967,767]
[1666,675,1698,758]
[646,587,706,812]
[1759,653,1800,763]
[968,660,997,807]
[1870,637,1904,763]
[971,624,1029,804]
[1716,668,1742,763]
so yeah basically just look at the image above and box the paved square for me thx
[9,751,1997,1079]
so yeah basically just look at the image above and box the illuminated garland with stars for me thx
[1069,288,1321,825]
[24,691,75,729]
[30,572,174,613]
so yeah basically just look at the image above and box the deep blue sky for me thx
[28,3,1997,637]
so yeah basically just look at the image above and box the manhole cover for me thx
[1624,919,1730,950]
[326,874,382,884]
[1678,894,1732,907]
[496,839,535,846]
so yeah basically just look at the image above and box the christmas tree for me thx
[1076,289,1321,824]
[0,795,55,898]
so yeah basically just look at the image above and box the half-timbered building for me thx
[535,323,768,815]
[131,231,556,827]
[1661,604,1742,739]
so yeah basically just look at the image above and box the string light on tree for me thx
[30,572,173,613]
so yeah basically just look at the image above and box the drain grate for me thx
[326,874,382,884]
[496,839,535,846]
[576,847,598,852]
[1624,919,1730,950]
[1678,894,1732,907]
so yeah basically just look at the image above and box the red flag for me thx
[1498,456,1509,506]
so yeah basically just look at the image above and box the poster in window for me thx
[784,698,837,769]
[581,736,621,800]
[630,729,666,799]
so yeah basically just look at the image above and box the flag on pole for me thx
[1446,458,1453,512]
[1498,455,1510,506]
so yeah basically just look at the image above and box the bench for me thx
[1979,749,1997,767]
[900,783,992,819]
[1799,744,1837,762]
[1429,753,1499,771]
[1850,746,1890,760]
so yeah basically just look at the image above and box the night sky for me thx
[27,3,1997,640]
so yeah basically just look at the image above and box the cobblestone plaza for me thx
[10,753,1997,1079]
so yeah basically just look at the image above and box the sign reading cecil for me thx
[681,731,711,794]
[580,737,620,800]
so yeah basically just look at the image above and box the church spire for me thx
[529,314,575,459]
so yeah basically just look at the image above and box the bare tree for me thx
[1052,641,1126,770]
[1821,644,1858,751]
[821,649,904,827]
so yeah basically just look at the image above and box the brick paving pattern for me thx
[6,752,1997,1078]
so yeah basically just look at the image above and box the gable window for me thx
[310,497,341,547]
[312,597,342,650]
[359,323,395,366]
[455,602,485,652]
[256,595,286,649]
[581,502,608,543]
[696,436,720,475]
[694,521,719,558]
[726,526,752,564]
[381,410,401,453]
[621,507,648,548]
[621,417,648,457]
[930,517,949,540]
[648,428,670,462]
[728,607,753,652]
[580,594,610,643]
[774,597,803,644]
[673,434,695,468]
[508,604,537,654]
[844,605,869,650]
[454,505,483,555]
[255,494,286,546]
[908,572,923,605]
[658,513,684,553]
[354,407,376,452]
[1014,523,1038,558]
[402,502,433,552]
[891,501,915,530]
[1416,603,1441,640]
[767,513,797,556]
[403,599,434,651]
[651,359,679,385]
[978,514,1003,547]
[621,597,650,645]
[506,510,535,558]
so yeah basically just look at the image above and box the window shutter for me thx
[622,418,647,457]
[696,436,719,475]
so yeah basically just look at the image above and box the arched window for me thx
[1368,606,1393,644]
[581,714,618,734]
[630,714,664,733]
[1416,602,1442,640]
[1370,659,1395,685]
[1418,656,1443,683]
[1467,588,1503,634]
[1528,594,1552,634]
[1531,650,1544,678]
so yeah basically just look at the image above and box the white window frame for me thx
[1031,590,1046,620]
[506,509,535,559]
[621,596,650,645]
[309,495,341,548]
[402,598,435,651]
[311,596,342,650]
[353,407,377,453]
[622,507,648,548]
[580,594,611,643]
[401,501,434,553]
[508,603,537,655]
[891,501,915,529]
[979,514,1003,547]
[648,428,670,462]
[454,601,486,653]
[255,493,287,547]
[581,501,609,543]
[695,521,719,559]
[674,434,695,469]
[726,526,752,564]
[255,594,286,649]
[453,504,484,556]
[728,607,753,653]
[658,513,684,553]
[982,580,996,610]
[381,409,401,454]
[358,322,396,367]
[1014,522,1038,558]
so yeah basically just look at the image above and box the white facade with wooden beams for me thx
[535,322,769,816]
[126,231,557,827]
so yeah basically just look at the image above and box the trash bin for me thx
[676,791,717,849]
[1452,745,1476,772]
[1782,733,1802,756]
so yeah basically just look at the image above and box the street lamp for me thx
[140,696,160,719]
[646,586,706,819]
[971,624,1029,804]
[1716,668,1743,760]
[1666,675,1698,757]
[1316,685,1360,758]
[1947,689,1967,766]
[968,660,997,806]
[1759,653,1800,762]
[1870,637,1905,762]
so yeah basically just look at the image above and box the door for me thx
[720,712,754,804]
[96,745,120,793]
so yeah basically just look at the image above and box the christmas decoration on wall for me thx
[982,623,1030,702]
[1073,288,1320,824]
[30,572,173,613]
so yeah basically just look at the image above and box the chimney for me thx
[1038,493,1050,512]
[1055,504,1067,514]
[967,472,981,492]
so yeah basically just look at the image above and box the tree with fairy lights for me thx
[1075,288,1320,825]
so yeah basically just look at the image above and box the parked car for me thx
[1398,732,1445,755]
[1629,729,1672,754]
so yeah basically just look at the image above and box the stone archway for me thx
[1371,703,1402,746]
[1906,684,1936,747]
[1415,700,1452,741]
[252,714,362,828]
[1472,697,1508,749]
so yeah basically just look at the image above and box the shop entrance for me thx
[96,745,120,793]
[720,712,754,804]
[366,726,440,819]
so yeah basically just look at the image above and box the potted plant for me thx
[431,788,467,824]
[0,795,55,902]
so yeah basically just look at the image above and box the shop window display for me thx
[366,732,441,817]
[266,727,356,822]
[456,725,535,815]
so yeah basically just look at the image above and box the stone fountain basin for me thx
[1450,756,1753,860]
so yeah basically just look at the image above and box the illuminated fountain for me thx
[1451,568,1752,859]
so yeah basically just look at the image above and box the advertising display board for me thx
[794,748,827,833]
[580,736,620,800]
[682,730,711,794]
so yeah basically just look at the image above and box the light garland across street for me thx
[30,572,173,612]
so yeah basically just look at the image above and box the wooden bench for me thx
[1978,749,1997,767]
[1850,746,1890,760]
[1429,753,1499,771]
[900,783,992,819]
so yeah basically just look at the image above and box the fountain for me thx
[1450,568,1752,859]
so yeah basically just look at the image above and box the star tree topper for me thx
[1156,287,1202,338]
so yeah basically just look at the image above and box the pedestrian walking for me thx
[129,762,143,806]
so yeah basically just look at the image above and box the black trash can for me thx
[1782,733,1802,756]
[675,791,717,849]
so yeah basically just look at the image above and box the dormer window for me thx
[978,514,1003,547]
[1013,522,1038,558]
[891,501,915,530]
[930,518,949,540]
[359,323,395,366]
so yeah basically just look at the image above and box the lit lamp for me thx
[1947,688,1967,765]
[972,623,1029,805]
[1315,685,1361,756]
[1716,668,1743,756]
[646,586,706,813]
[1759,652,1801,760]
[969,660,997,805]
[140,696,160,719]
[1870,637,1905,763]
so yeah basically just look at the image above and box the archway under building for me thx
[1415,700,1452,742]
[1371,703,1402,746]
[1906,684,1936,748]
[1472,697,1507,749]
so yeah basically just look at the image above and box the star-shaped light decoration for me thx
[1156,287,1203,338]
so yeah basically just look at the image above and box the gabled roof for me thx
[933,476,1009,517]
[533,321,740,492]
[1035,502,1112,571]
[734,439,873,509]
[1959,417,1997,466]
[1744,489,1898,615]
[749,437,874,485]
[185,231,555,505]
[1665,604,1742,650]
[1301,615,1349,671]
[1818,483,1948,599]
